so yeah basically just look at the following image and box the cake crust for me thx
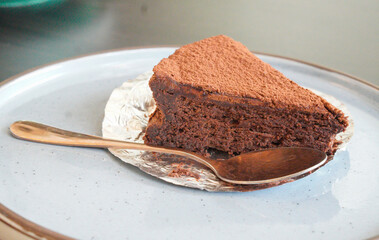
[154,35,340,112]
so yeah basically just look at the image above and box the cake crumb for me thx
[168,162,200,180]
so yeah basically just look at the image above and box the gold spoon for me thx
[10,121,327,185]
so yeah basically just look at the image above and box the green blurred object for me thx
[0,0,63,7]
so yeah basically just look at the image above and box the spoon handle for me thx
[10,121,214,168]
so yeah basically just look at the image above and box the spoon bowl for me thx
[209,148,326,184]
[10,121,327,185]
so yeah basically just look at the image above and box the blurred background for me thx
[0,0,378,85]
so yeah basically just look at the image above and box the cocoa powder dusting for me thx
[153,35,330,111]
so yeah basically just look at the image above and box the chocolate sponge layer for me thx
[144,77,346,156]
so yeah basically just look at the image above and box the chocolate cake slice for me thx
[143,35,348,158]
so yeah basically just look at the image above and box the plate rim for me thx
[1,45,378,91]
[0,46,377,240]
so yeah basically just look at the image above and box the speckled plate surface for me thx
[0,48,378,240]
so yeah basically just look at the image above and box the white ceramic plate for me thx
[0,48,378,240]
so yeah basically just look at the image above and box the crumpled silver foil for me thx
[102,72,354,192]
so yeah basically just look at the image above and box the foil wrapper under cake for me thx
[102,71,354,192]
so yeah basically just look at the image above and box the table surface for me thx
[0,0,378,85]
